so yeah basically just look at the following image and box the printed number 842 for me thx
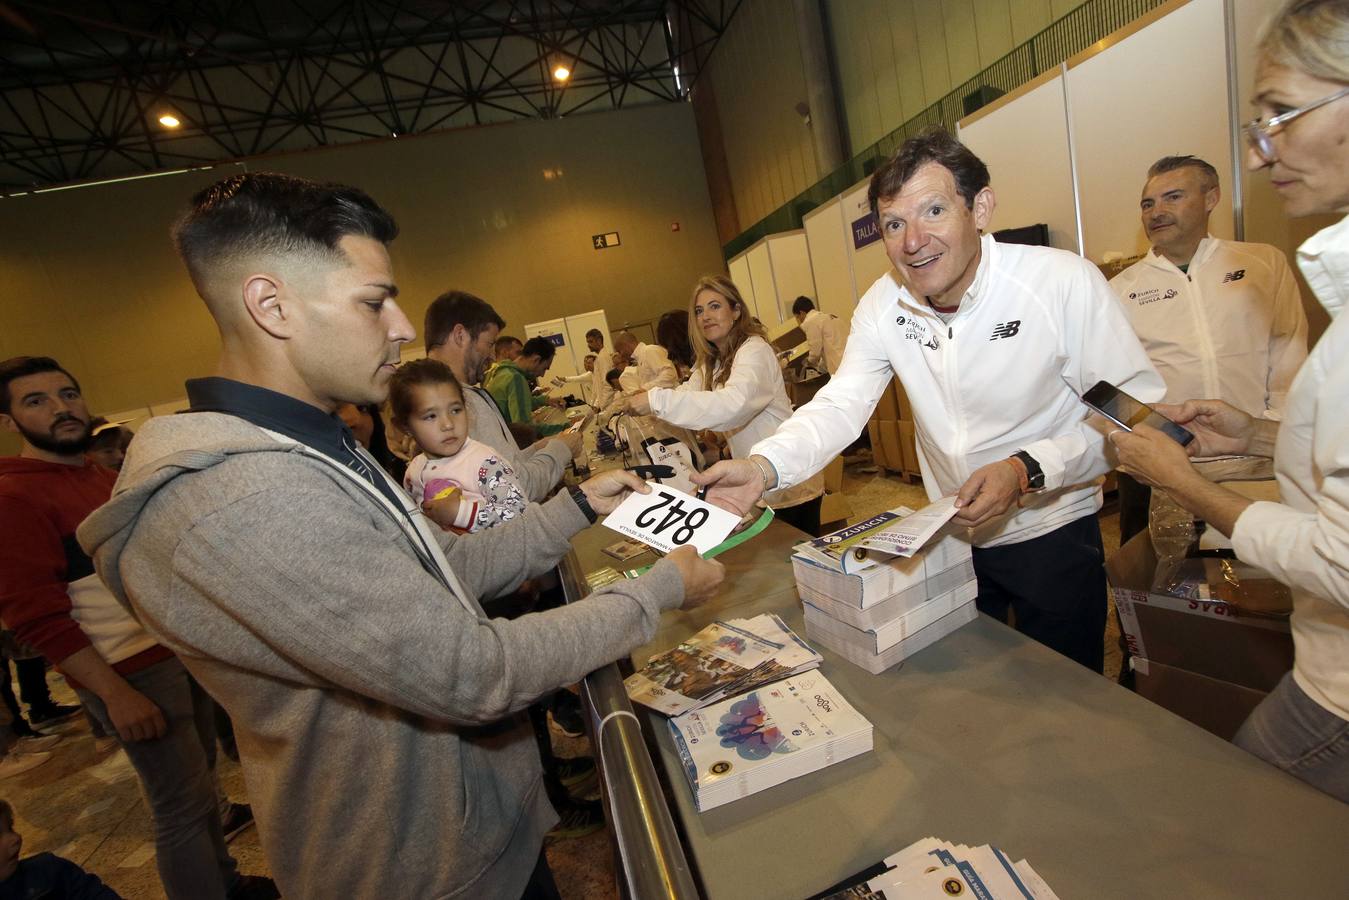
[633,490,709,545]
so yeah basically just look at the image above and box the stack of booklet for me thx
[668,671,873,812]
[624,613,823,716]
[792,499,979,674]
[815,835,1059,899]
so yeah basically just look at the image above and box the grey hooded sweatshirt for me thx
[77,411,684,899]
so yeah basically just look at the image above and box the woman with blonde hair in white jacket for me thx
[627,275,826,535]
[1115,0,1349,802]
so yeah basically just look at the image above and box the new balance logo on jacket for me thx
[1223,269,1246,283]
[989,320,1021,340]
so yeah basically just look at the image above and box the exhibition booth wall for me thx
[0,102,724,453]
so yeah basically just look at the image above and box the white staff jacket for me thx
[1110,236,1308,418]
[629,342,679,391]
[752,234,1164,548]
[649,337,824,510]
[799,309,848,374]
[1232,215,1349,722]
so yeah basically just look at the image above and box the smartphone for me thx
[1081,380,1194,446]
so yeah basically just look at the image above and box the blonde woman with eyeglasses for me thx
[1114,0,1349,803]
[626,276,826,535]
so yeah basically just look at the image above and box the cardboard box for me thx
[1106,533,1293,693]
[1132,657,1269,741]
[874,380,902,421]
[898,421,918,475]
[877,420,905,474]
[895,381,913,420]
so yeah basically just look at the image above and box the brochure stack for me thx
[667,671,873,812]
[792,501,978,674]
[815,835,1059,899]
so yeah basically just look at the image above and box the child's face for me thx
[0,820,21,881]
[404,382,468,458]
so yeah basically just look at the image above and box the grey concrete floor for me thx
[5,459,1127,898]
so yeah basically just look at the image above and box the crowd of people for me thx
[0,1,1345,897]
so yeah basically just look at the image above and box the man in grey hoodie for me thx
[77,172,723,899]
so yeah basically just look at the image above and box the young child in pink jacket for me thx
[389,359,527,534]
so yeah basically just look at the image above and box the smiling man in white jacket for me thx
[1109,155,1308,542]
[694,130,1164,672]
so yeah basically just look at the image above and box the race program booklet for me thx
[625,615,821,716]
[795,498,958,574]
[669,671,872,812]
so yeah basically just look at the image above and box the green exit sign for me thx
[592,231,620,250]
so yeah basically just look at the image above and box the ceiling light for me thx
[552,65,570,82]
[158,113,181,128]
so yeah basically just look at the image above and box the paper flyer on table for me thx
[852,496,958,558]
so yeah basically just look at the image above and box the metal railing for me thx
[722,0,1167,259]
[559,550,701,900]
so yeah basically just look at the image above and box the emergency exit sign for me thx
[592,231,620,250]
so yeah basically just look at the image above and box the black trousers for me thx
[972,514,1107,673]
[773,495,824,538]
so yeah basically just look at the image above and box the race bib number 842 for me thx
[602,482,741,556]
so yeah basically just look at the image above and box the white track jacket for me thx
[1232,215,1349,722]
[753,235,1164,548]
[1110,237,1308,417]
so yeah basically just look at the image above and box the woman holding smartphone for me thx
[1114,0,1349,802]
[627,275,826,535]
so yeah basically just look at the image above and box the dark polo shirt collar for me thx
[185,377,404,508]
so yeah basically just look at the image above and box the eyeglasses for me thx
[1245,85,1349,161]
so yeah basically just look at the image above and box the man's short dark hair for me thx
[868,127,990,216]
[1147,155,1220,192]
[495,336,522,353]
[605,368,623,385]
[0,356,80,415]
[172,172,399,290]
[791,296,815,316]
[520,337,556,363]
[423,290,506,350]
[585,328,603,342]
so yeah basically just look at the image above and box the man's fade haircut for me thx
[423,290,506,350]
[791,296,815,316]
[868,127,990,217]
[1147,155,1220,192]
[520,336,556,362]
[585,328,604,342]
[172,172,399,292]
[0,356,81,415]
[495,336,523,353]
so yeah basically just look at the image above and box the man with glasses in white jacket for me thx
[693,129,1164,672]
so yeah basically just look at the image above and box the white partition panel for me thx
[803,197,856,321]
[958,70,1080,254]
[1067,0,1232,262]
[727,252,757,319]
[766,231,817,324]
[745,240,779,326]
[842,180,894,299]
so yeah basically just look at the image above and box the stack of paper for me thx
[625,613,823,716]
[816,836,1059,899]
[793,500,979,674]
[668,671,873,812]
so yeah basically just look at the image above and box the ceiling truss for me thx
[0,0,741,190]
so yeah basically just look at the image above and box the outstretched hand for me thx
[689,459,766,517]
[952,460,1021,528]
[579,468,651,515]
[1154,399,1256,458]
